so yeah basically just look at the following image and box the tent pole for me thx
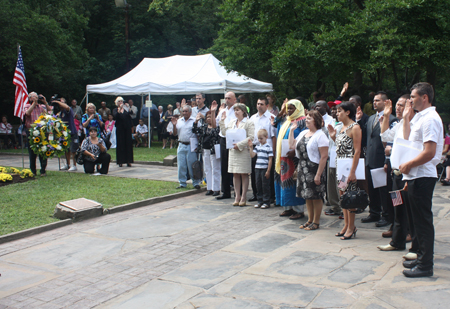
[148,93,151,149]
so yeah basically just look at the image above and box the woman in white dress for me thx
[220,103,255,206]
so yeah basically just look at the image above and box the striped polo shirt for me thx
[255,143,273,169]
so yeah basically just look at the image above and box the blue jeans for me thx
[177,143,200,187]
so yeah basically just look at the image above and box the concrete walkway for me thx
[0,155,449,308]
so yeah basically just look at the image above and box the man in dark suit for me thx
[361,91,397,227]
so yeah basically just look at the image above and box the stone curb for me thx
[0,187,205,244]
[0,219,73,245]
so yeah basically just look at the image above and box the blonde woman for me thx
[220,103,255,206]
[82,103,103,136]
[112,96,134,167]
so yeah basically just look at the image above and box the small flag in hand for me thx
[390,190,403,207]
[13,46,28,119]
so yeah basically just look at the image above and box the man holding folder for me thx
[399,82,443,278]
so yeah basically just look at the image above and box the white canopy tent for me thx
[86,53,273,148]
[86,53,273,96]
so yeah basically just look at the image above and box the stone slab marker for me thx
[54,198,103,221]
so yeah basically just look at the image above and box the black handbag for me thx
[340,188,369,209]
[191,154,203,180]
[101,131,112,150]
[75,148,84,165]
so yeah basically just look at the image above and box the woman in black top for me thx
[112,96,134,167]
[192,101,220,196]
[81,127,111,175]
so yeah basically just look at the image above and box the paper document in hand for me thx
[281,140,290,157]
[190,137,198,152]
[336,158,365,180]
[390,137,421,176]
[214,144,221,159]
[226,129,247,149]
[370,167,387,188]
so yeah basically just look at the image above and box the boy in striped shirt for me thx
[248,129,273,209]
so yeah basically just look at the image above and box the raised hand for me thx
[221,110,227,121]
[327,124,336,140]
[403,99,414,121]
[340,82,349,96]
[384,99,392,116]
[290,121,298,131]
[356,106,363,121]
[210,100,218,112]
[171,116,177,125]
[181,98,186,107]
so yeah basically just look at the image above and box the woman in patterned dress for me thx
[273,99,306,219]
[289,110,329,230]
[328,102,362,240]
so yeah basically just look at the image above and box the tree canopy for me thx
[1,0,450,122]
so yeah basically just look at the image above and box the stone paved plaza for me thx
[0,157,449,308]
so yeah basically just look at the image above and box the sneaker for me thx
[68,166,77,172]
[261,203,270,209]
[92,172,102,176]
[254,203,262,208]
[60,164,69,170]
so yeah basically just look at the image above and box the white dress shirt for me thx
[135,124,148,134]
[250,110,276,147]
[216,105,237,137]
[403,107,443,180]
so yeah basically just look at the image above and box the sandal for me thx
[299,221,312,229]
[305,223,320,231]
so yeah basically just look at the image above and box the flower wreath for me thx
[29,114,71,158]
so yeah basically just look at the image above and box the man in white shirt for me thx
[249,97,276,203]
[173,102,181,116]
[315,100,334,128]
[215,92,237,199]
[399,82,443,278]
[192,93,210,120]
[172,106,201,189]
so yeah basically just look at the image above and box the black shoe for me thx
[324,209,340,216]
[375,217,390,227]
[248,196,258,202]
[403,266,433,278]
[216,194,231,200]
[194,185,201,189]
[212,191,220,196]
[361,214,380,223]
[403,259,418,269]
[176,185,186,189]
[205,190,213,195]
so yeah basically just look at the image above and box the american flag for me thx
[390,190,403,207]
[13,46,28,119]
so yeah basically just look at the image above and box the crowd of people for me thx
[171,84,445,278]
[17,82,447,278]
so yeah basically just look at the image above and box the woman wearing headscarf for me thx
[113,96,134,167]
[273,99,306,219]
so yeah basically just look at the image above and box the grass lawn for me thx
[107,141,177,162]
[0,169,190,236]
[0,141,178,162]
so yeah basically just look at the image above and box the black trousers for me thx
[83,152,111,174]
[251,155,257,197]
[390,173,408,249]
[26,131,47,175]
[385,161,395,224]
[270,156,275,203]
[366,165,389,220]
[406,177,436,270]
[255,168,270,204]
[220,137,231,196]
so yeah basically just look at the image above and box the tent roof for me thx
[86,54,273,95]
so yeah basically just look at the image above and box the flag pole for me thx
[17,44,25,168]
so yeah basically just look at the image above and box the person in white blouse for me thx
[219,103,255,206]
[289,110,329,230]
